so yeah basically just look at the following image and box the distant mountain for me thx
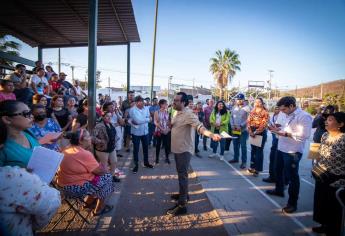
[283,79,345,98]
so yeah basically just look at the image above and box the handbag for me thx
[153,130,161,137]
[311,164,330,183]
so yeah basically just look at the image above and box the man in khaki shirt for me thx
[167,92,221,216]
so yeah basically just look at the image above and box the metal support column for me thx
[58,48,61,74]
[127,43,130,94]
[150,0,159,99]
[87,0,98,131]
[38,46,42,62]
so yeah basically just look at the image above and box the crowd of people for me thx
[0,62,344,235]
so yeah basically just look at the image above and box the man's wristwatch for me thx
[284,132,288,137]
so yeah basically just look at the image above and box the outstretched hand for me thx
[211,133,222,142]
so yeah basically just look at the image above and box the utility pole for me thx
[192,78,195,96]
[108,77,111,96]
[71,65,75,81]
[58,48,61,74]
[320,83,323,99]
[295,85,298,98]
[168,75,172,102]
[268,70,274,100]
[150,0,159,99]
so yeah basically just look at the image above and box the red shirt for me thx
[50,81,61,92]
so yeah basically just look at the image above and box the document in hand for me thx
[27,146,64,183]
[220,131,238,139]
[249,135,263,147]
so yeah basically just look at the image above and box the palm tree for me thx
[0,36,21,76]
[210,49,241,100]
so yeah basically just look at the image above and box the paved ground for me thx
[192,133,317,236]
[38,146,227,236]
[38,131,319,236]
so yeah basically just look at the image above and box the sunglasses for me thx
[7,110,32,118]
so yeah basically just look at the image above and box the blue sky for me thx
[12,0,345,90]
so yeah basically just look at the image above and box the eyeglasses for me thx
[7,110,32,118]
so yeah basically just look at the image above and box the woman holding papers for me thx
[58,129,115,216]
[247,98,269,176]
[0,100,41,167]
[0,101,59,167]
[208,101,230,161]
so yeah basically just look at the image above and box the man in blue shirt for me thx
[129,96,154,173]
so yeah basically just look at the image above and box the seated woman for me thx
[0,77,16,102]
[57,129,115,216]
[0,100,40,167]
[29,104,61,152]
[72,99,89,132]
[0,100,56,167]
[0,165,61,236]
[32,94,48,108]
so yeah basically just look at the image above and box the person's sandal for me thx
[92,205,114,216]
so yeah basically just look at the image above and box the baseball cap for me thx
[236,93,245,100]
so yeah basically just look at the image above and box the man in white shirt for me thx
[266,96,312,214]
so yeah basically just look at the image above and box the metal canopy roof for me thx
[0,0,140,48]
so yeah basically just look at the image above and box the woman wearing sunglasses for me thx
[0,100,57,167]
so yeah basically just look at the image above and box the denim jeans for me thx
[211,129,225,155]
[250,130,267,172]
[148,123,156,146]
[211,139,225,155]
[195,132,200,153]
[132,134,149,166]
[232,130,248,163]
[275,150,302,207]
[268,133,278,180]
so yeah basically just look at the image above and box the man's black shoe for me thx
[170,193,190,202]
[282,205,297,214]
[266,189,284,197]
[144,163,154,168]
[165,158,171,164]
[228,159,239,164]
[312,225,327,233]
[112,176,121,182]
[262,177,275,183]
[166,204,187,216]
[117,154,123,157]
[132,165,138,174]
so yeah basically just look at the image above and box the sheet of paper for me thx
[249,135,263,147]
[27,146,64,183]
[308,143,321,160]
[220,131,238,139]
